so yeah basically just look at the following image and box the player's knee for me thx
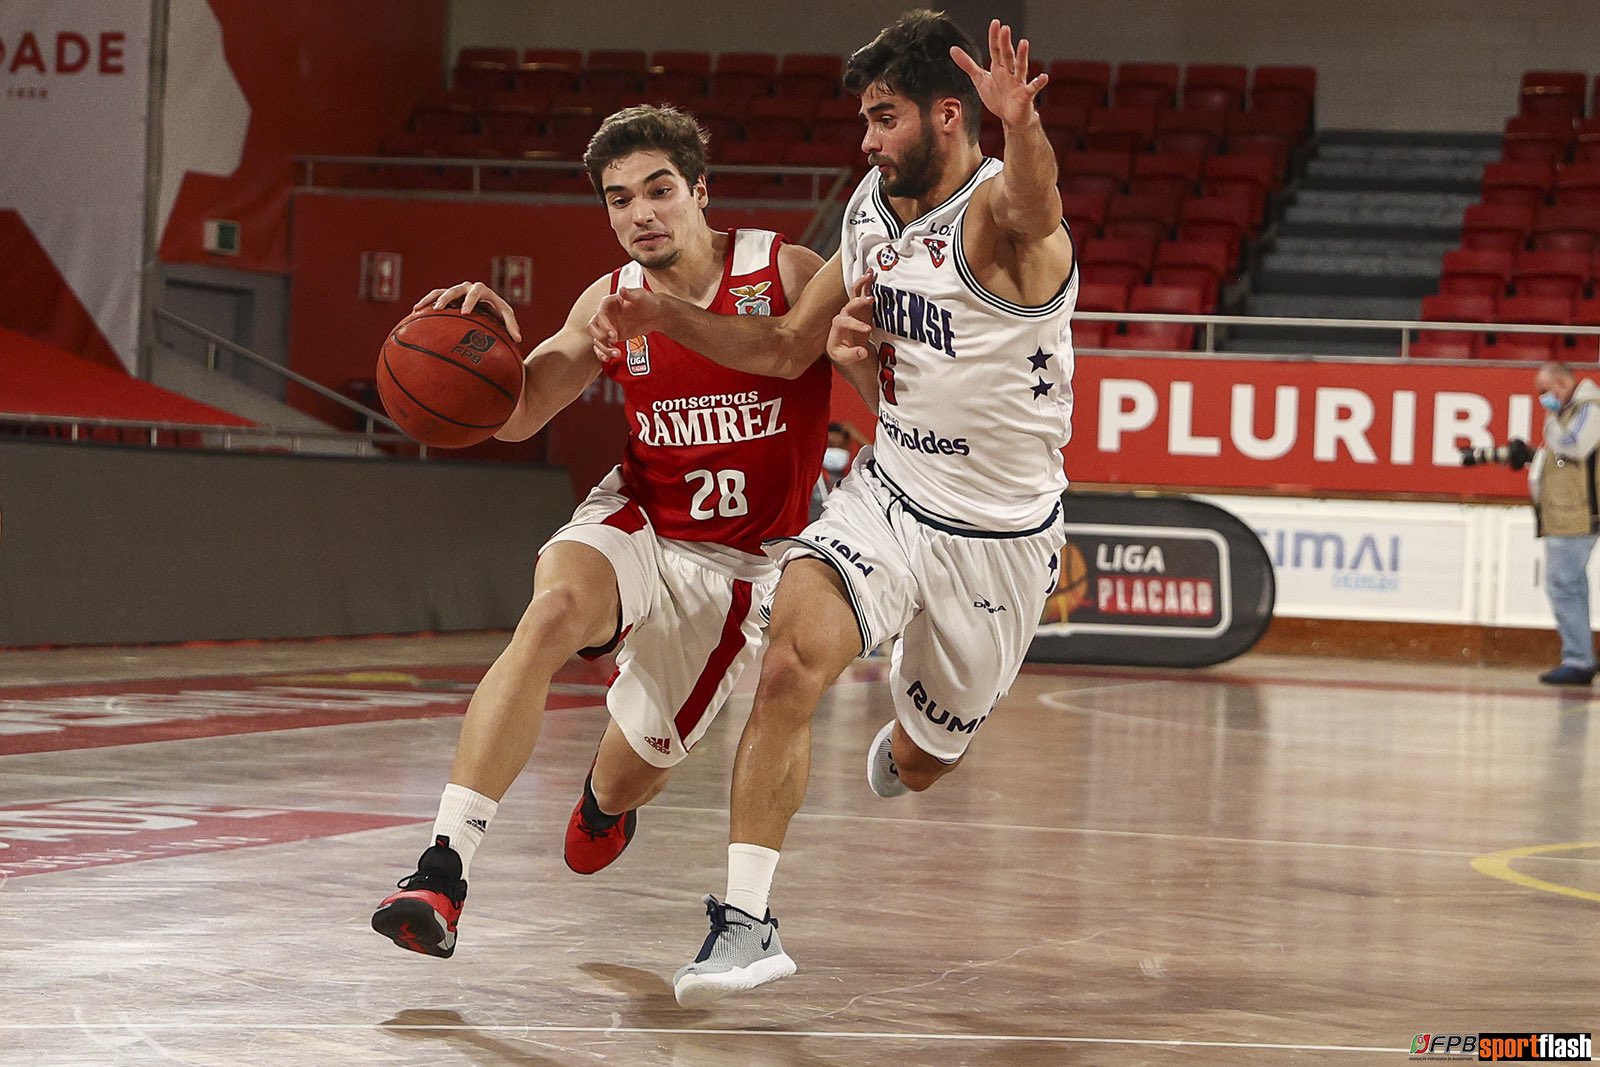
[757,636,837,706]
[512,586,604,659]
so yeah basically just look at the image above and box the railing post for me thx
[1204,321,1216,353]
[1399,328,1410,360]
[205,341,218,371]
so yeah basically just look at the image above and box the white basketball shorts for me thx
[543,467,776,768]
[765,452,1065,763]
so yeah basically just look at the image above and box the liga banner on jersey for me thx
[1066,357,1542,500]
[1030,492,1274,668]
[0,0,151,371]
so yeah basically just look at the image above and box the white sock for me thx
[432,783,499,879]
[724,843,781,918]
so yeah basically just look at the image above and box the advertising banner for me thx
[1031,492,1275,667]
[1068,357,1542,500]
[0,1,151,370]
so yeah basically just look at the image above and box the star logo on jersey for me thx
[875,245,900,271]
[729,280,773,316]
[625,334,650,376]
[921,238,947,268]
[1027,348,1054,371]
[1030,378,1055,399]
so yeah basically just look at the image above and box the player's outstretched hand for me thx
[587,287,662,362]
[951,19,1047,129]
[827,273,876,366]
[413,281,523,343]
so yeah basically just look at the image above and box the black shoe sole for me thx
[372,899,454,958]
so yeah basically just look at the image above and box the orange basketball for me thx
[1040,542,1090,624]
[376,306,523,448]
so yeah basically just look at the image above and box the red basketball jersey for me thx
[603,229,830,554]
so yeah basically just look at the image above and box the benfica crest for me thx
[730,280,773,316]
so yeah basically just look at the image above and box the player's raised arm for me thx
[952,21,1068,246]
[588,252,851,380]
[494,277,609,442]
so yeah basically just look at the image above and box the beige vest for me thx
[1536,398,1600,537]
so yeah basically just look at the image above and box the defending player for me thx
[588,13,1076,1003]
[369,104,874,959]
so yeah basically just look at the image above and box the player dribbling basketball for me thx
[369,105,877,960]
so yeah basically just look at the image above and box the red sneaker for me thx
[371,835,468,958]
[564,774,638,875]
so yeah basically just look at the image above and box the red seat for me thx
[1250,66,1316,131]
[776,53,842,99]
[652,51,711,75]
[482,101,547,146]
[746,97,816,143]
[1203,155,1274,229]
[645,69,707,102]
[1060,190,1110,238]
[1080,237,1156,288]
[1114,63,1179,111]
[1155,110,1225,157]
[410,102,476,137]
[453,48,517,98]
[515,62,581,96]
[1576,118,1600,164]
[1225,109,1300,174]
[1039,97,1091,148]
[1531,204,1600,252]
[1461,202,1534,252]
[1520,71,1587,121]
[1572,293,1600,357]
[1104,192,1183,242]
[524,48,580,66]
[713,141,783,198]
[1481,160,1555,207]
[1114,284,1204,349]
[1072,319,1113,349]
[1510,250,1590,300]
[1439,248,1513,298]
[1083,106,1157,154]
[1485,336,1561,361]
[812,97,863,145]
[1178,196,1251,268]
[1153,240,1230,308]
[710,53,777,98]
[1131,152,1205,200]
[1182,64,1247,113]
[1420,293,1494,351]
[1049,61,1111,108]
[1077,281,1130,312]
[584,49,647,96]
[680,95,746,144]
[1555,163,1600,206]
[1503,115,1573,165]
[1060,150,1134,196]
[1497,293,1575,325]
[1409,337,1479,360]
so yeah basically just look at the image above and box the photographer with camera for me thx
[1524,362,1600,685]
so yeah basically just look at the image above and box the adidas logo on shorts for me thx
[645,736,671,754]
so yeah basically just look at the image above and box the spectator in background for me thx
[1530,361,1600,685]
[809,421,864,521]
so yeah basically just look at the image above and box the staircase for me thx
[1223,131,1501,356]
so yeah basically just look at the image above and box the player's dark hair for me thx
[584,105,710,196]
[844,9,982,140]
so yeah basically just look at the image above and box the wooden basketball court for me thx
[2,634,1594,1064]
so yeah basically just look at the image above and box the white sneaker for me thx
[673,895,796,1007]
[866,720,908,798]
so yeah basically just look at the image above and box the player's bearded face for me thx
[872,111,939,199]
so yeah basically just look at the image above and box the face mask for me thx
[1540,392,1563,413]
[822,446,851,474]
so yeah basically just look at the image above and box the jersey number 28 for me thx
[686,469,749,520]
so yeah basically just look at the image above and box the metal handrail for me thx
[1072,310,1600,361]
[152,307,402,434]
[0,411,413,456]
[296,154,853,203]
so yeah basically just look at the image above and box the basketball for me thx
[1040,542,1090,624]
[376,306,523,448]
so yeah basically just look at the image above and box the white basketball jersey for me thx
[840,158,1076,531]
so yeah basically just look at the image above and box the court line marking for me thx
[3,1021,1403,1053]
[1470,841,1600,903]
[1023,662,1597,703]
